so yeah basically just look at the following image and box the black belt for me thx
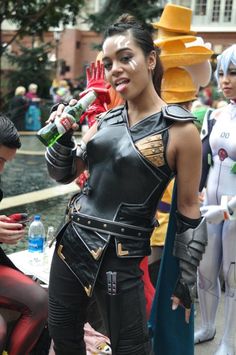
[71,212,153,240]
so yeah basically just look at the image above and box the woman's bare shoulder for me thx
[170,121,201,152]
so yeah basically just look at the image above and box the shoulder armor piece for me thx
[97,105,125,128]
[162,104,194,122]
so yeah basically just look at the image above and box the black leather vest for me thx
[57,104,194,295]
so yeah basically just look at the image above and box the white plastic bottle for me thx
[46,226,55,248]
[43,226,55,268]
[28,215,45,266]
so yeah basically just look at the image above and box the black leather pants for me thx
[48,242,151,355]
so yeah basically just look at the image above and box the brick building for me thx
[1,0,236,85]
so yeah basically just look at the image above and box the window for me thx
[212,0,221,22]
[224,0,233,22]
[174,0,191,7]
[195,0,207,15]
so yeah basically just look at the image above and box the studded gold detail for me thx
[117,242,129,256]
[135,134,164,167]
[84,284,92,297]
[91,247,103,260]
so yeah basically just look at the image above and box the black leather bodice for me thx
[57,104,194,295]
[76,105,174,228]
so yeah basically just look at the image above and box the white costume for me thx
[195,102,236,354]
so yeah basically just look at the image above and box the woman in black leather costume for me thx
[46,14,207,355]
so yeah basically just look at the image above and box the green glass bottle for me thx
[37,90,97,147]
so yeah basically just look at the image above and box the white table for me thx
[8,247,54,286]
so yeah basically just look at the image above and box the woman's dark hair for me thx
[103,13,163,96]
[0,114,21,149]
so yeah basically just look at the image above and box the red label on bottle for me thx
[59,117,73,131]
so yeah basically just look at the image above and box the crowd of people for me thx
[8,83,42,132]
[7,78,87,133]
[0,3,236,355]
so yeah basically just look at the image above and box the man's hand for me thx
[0,215,25,245]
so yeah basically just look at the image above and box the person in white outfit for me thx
[195,44,236,355]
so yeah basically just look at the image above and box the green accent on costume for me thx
[208,153,212,166]
[192,107,208,131]
[231,163,236,174]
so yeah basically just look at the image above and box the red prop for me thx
[8,213,29,226]
[79,61,111,127]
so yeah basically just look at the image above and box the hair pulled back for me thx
[103,13,163,96]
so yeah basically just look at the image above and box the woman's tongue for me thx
[116,81,129,93]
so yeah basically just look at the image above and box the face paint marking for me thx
[114,35,127,49]
[129,59,137,71]
[129,62,135,70]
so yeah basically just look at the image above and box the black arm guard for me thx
[45,137,77,184]
[173,212,208,308]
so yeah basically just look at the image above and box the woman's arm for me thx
[45,101,98,184]
[167,122,207,322]
[174,122,202,218]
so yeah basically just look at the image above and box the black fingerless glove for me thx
[173,211,208,308]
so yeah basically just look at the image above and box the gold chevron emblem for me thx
[91,247,103,260]
[84,284,92,297]
[117,242,129,256]
[57,244,65,260]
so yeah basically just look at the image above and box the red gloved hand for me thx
[80,103,107,127]
[75,170,89,189]
[80,61,111,107]
[79,61,111,127]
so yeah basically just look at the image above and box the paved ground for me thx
[195,294,224,355]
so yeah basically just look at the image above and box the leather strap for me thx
[71,212,153,240]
